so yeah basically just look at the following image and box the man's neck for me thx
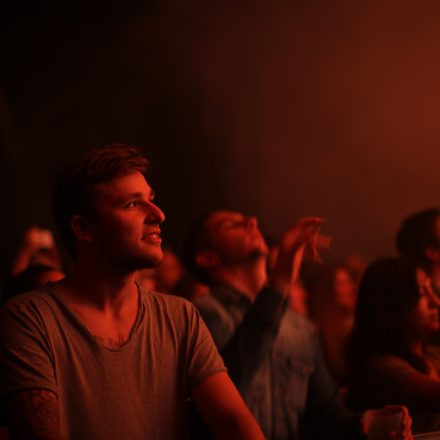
[213,257,267,302]
[56,263,141,350]
[55,256,139,315]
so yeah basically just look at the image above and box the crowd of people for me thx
[1,143,438,439]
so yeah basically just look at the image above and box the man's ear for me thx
[70,215,94,243]
[425,246,440,263]
[195,250,221,269]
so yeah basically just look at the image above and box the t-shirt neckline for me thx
[47,282,145,352]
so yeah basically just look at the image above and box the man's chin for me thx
[141,253,164,269]
[124,251,164,271]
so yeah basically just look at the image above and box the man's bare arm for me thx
[191,372,265,439]
[4,389,65,440]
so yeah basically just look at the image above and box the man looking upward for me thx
[0,145,264,439]
[184,210,412,440]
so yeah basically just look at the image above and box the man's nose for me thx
[145,202,165,224]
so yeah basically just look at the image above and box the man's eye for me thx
[126,201,140,208]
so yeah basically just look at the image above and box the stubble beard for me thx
[222,246,268,266]
[106,246,164,273]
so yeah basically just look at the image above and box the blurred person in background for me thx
[153,246,184,292]
[137,246,209,301]
[267,239,310,317]
[154,246,209,301]
[344,253,368,288]
[10,227,62,277]
[347,257,440,433]
[184,210,412,440]
[303,262,357,386]
[2,264,64,304]
[2,227,65,304]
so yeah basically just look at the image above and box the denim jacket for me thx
[195,285,361,440]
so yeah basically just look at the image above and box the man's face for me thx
[87,171,165,271]
[204,210,268,265]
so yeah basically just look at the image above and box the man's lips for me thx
[142,230,162,242]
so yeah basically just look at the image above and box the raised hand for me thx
[269,217,331,295]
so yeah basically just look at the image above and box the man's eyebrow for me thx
[115,192,152,202]
[118,192,143,199]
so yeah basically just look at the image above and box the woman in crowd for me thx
[347,257,440,433]
[304,262,357,386]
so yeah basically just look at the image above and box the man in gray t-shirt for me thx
[0,145,264,439]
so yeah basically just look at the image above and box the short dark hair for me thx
[183,210,219,286]
[396,208,440,264]
[52,144,149,257]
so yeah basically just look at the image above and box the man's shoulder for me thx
[140,289,199,320]
[141,288,193,307]
[2,286,57,317]
[0,287,63,342]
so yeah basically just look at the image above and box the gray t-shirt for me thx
[0,285,226,439]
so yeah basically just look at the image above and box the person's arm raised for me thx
[208,217,330,390]
[269,217,330,295]
[3,389,65,440]
[191,372,265,439]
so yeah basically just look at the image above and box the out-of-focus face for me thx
[88,171,165,271]
[204,210,268,265]
[333,268,356,311]
[154,248,184,292]
[407,268,440,339]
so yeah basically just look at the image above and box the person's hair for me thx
[183,210,219,286]
[52,144,149,257]
[346,257,427,378]
[396,208,440,265]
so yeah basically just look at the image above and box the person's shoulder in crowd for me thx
[139,285,205,330]
[140,284,196,310]
[1,285,57,314]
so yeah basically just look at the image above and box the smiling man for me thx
[0,145,264,439]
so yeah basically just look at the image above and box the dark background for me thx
[1,0,439,284]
